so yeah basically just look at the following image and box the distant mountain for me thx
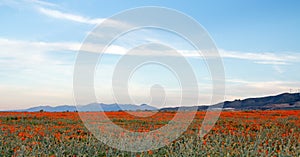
[15,103,157,112]
[77,103,157,111]
[15,105,77,112]
[160,93,300,111]
[9,93,300,112]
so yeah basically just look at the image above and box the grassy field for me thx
[0,110,299,156]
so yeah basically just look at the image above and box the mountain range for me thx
[161,92,300,111]
[13,103,157,112]
[9,92,300,112]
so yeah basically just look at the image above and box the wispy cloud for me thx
[38,7,104,24]
[36,6,132,30]
[0,38,78,80]
[25,0,57,7]
[32,4,300,66]
[181,49,300,65]
[0,0,57,10]
[0,38,79,54]
[0,38,130,57]
[219,49,299,65]
[1,38,300,109]
[1,37,299,66]
[2,0,299,66]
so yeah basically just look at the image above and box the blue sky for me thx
[0,0,300,110]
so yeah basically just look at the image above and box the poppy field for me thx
[0,110,299,156]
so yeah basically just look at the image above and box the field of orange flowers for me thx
[0,110,299,156]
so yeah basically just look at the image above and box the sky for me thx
[0,0,300,110]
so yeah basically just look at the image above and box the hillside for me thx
[160,93,300,111]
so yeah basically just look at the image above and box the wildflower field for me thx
[0,110,299,156]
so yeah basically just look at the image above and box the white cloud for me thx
[0,38,80,69]
[254,61,287,65]
[36,7,133,32]
[2,37,300,66]
[38,7,105,25]
[0,38,131,59]
[2,0,299,67]
[219,49,299,65]
[0,38,76,85]
[106,47,300,65]
[1,37,300,108]
[0,38,79,53]
[32,5,300,66]
[178,49,299,65]
[0,0,57,10]
[25,0,57,7]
